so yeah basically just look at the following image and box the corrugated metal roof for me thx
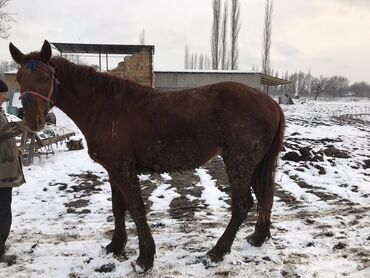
[155,70,260,74]
[261,73,292,86]
[50,42,155,55]
[155,71,292,87]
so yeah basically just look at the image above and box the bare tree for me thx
[0,59,17,78]
[0,60,17,71]
[349,81,370,97]
[198,54,205,70]
[262,0,273,75]
[184,45,190,69]
[211,0,221,70]
[0,0,14,39]
[305,70,312,94]
[190,53,198,70]
[139,29,145,45]
[326,76,349,98]
[230,0,241,70]
[204,55,211,70]
[312,75,329,100]
[185,45,211,70]
[220,1,228,70]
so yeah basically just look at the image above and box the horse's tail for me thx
[252,103,285,223]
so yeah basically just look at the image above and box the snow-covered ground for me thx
[1,99,369,277]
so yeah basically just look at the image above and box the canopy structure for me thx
[261,73,292,87]
[50,42,155,71]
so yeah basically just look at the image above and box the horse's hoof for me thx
[202,255,219,268]
[131,260,153,274]
[247,233,266,247]
[247,224,271,246]
[106,242,123,256]
[203,248,227,268]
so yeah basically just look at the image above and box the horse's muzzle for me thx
[34,115,45,132]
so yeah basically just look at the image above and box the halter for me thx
[20,59,60,110]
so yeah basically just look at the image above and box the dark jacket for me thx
[0,108,25,188]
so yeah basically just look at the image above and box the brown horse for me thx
[9,40,285,273]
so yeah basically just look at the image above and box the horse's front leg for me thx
[106,177,128,255]
[114,161,156,273]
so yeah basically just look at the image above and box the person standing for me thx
[0,79,26,258]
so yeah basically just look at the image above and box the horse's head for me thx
[9,40,56,132]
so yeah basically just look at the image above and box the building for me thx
[3,70,18,93]
[3,42,290,94]
[154,70,291,92]
[51,42,155,88]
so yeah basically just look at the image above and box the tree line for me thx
[182,0,370,99]
[1,0,369,98]
[269,70,370,99]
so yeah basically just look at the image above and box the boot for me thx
[0,236,17,266]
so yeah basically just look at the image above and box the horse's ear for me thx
[40,40,52,63]
[9,42,24,64]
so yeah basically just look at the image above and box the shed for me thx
[51,42,155,88]
[154,70,291,92]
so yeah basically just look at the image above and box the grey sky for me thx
[1,0,369,83]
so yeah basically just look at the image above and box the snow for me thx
[1,98,369,277]
[149,182,180,211]
[196,168,228,210]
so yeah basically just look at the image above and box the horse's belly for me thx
[137,140,220,173]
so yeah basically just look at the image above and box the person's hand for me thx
[6,121,27,134]
[0,121,31,142]
[6,121,33,135]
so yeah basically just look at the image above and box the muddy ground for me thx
[1,101,369,277]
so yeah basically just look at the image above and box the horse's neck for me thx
[57,91,93,138]
[53,61,101,137]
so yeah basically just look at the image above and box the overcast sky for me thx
[1,0,369,83]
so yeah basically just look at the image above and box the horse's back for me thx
[161,81,281,132]
[129,81,281,172]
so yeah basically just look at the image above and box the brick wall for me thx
[110,50,153,88]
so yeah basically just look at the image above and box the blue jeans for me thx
[0,187,12,246]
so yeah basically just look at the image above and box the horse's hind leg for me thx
[247,144,277,247]
[205,154,254,263]
[106,176,127,255]
[247,182,273,246]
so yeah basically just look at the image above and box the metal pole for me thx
[106,53,108,71]
[99,51,101,72]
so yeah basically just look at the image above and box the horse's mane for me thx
[49,56,151,98]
